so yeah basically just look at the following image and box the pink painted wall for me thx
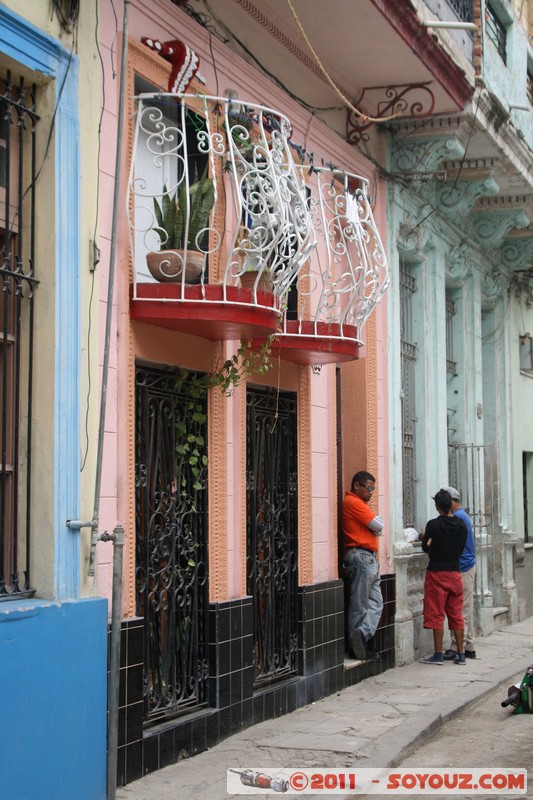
[96,0,390,605]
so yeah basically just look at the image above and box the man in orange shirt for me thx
[341,471,384,661]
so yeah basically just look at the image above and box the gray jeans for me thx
[343,547,383,642]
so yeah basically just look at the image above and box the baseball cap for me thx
[440,485,460,500]
[431,488,453,509]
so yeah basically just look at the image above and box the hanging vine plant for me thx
[174,335,274,495]
[209,336,274,396]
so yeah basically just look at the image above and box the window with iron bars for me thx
[486,4,507,64]
[0,71,38,599]
[445,291,457,376]
[523,452,533,544]
[400,266,417,528]
[527,69,533,107]
[447,0,474,23]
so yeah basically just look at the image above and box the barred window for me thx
[449,0,473,23]
[400,266,417,528]
[445,291,457,376]
[486,4,507,64]
[0,71,38,599]
[527,70,533,107]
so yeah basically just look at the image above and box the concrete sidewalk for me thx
[116,617,533,799]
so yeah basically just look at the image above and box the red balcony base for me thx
[253,320,360,365]
[130,283,280,341]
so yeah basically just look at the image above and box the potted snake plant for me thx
[147,163,215,283]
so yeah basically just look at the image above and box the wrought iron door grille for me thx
[135,365,209,723]
[0,72,38,600]
[400,268,417,528]
[448,443,498,606]
[246,387,298,688]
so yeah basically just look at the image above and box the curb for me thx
[367,655,533,769]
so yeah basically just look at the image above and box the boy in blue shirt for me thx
[441,486,477,660]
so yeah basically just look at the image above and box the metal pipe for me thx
[66,519,97,530]
[87,527,100,578]
[424,20,478,30]
[98,6,130,798]
[88,0,130,575]
[106,525,124,800]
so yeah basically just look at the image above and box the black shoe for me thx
[365,650,380,662]
[443,649,457,661]
[465,649,477,659]
[351,628,367,660]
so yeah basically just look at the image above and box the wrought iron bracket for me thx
[347,82,436,145]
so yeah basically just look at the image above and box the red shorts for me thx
[423,570,464,630]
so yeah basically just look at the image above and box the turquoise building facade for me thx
[387,0,533,662]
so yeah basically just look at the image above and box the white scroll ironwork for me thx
[285,167,390,343]
[127,93,313,307]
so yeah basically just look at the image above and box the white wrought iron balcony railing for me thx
[127,93,314,338]
[260,166,389,364]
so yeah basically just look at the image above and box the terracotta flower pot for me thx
[240,270,273,292]
[146,249,205,283]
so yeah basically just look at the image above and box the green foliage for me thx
[174,371,210,500]
[168,343,273,657]
[208,337,274,396]
[153,163,215,251]
[176,337,274,405]
[173,338,273,511]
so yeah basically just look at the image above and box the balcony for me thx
[128,93,313,341]
[128,96,388,361]
[252,168,389,365]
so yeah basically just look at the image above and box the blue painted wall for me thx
[0,599,107,800]
[0,9,108,796]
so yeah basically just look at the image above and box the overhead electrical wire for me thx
[183,0,521,342]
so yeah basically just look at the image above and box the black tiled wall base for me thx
[112,575,395,786]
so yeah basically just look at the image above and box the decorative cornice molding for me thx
[391,115,464,138]
[443,157,498,175]
[473,88,533,185]
[481,271,504,308]
[436,175,500,219]
[397,213,432,259]
[447,244,473,282]
[391,135,465,175]
[501,238,533,271]
[470,209,530,248]
[476,87,533,174]
[476,194,532,210]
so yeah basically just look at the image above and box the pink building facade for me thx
[94,0,470,786]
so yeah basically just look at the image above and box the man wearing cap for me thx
[420,489,468,665]
[341,471,384,661]
[441,486,477,660]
